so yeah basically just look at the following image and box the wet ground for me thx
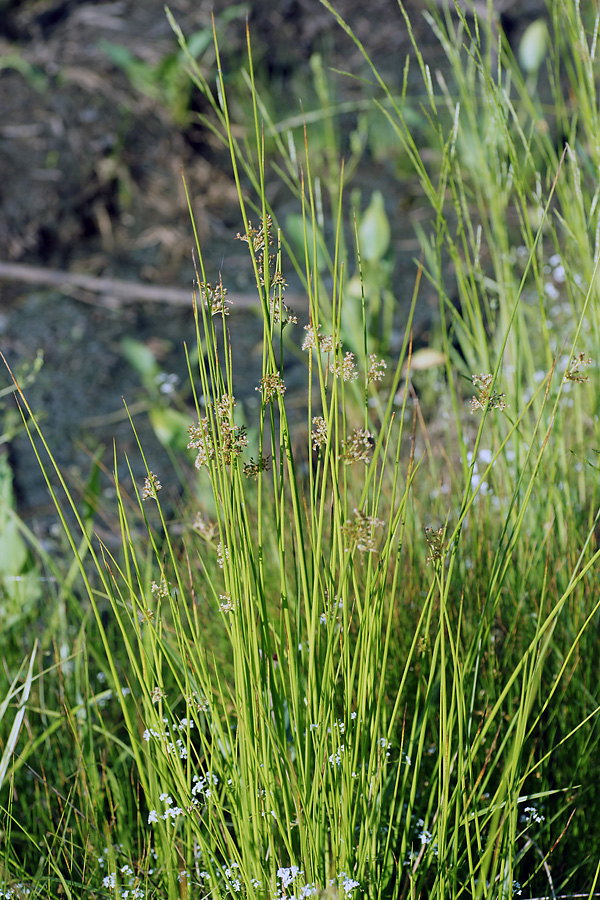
[0,0,545,537]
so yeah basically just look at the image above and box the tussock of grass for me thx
[2,2,600,898]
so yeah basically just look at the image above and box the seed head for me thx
[470,373,508,413]
[565,351,592,383]
[244,456,271,478]
[424,526,445,564]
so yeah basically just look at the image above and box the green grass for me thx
[2,1,600,897]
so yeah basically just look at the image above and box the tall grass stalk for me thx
[2,2,600,898]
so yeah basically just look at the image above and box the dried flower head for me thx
[340,427,374,465]
[198,280,232,316]
[270,271,288,293]
[470,373,508,413]
[244,456,271,478]
[256,373,286,402]
[367,354,387,383]
[142,472,162,500]
[342,509,385,552]
[424,526,445,565]
[312,416,328,450]
[565,351,592,383]
[237,215,276,285]
[333,351,358,383]
[269,293,297,327]
[236,215,273,254]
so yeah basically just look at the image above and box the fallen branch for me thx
[0,261,306,311]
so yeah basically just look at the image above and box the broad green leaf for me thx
[120,337,160,378]
[0,641,37,792]
[358,190,390,262]
[0,453,27,576]
[518,19,548,74]
[150,406,191,451]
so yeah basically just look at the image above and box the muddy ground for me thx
[0,0,545,542]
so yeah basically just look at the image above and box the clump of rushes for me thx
[5,2,600,899]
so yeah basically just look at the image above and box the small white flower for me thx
[278,866,302,888]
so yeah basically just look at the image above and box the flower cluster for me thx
[329,744,345,767]
[243,456,271,478]
[238,218,297,325]
[217,542,229,569]
[269,290,297,327]
[238,215,292,315]
[0,884,32,899]
[271,868,359,900]
[521,805,545,825]
[320,593,344,629]
[332,350,358,383]
[424,526,445,565]
[564,351,592,383]
[186,690,210,714]
[142,715,195,761]
[275,867,317,900]
[198,280,232,316]
[367,354,387,382]
[470,373,508,413]
[147,793,186,826]
[219,593,236,614]
[342,509,385,552]
[142,471,162,501]
[236,215,273,256]
[333,873,361,896]
[340,427,373,465]
[302,323,337,353]
[311,415,328,450]
[191,771,219,800]
[151,577,170,600]
[97,844,152,899]
[142,773,220,821]
[187,394,248,469]
[256,372,286,402]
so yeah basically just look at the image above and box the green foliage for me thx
[99,5,246,125]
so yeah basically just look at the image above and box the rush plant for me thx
[2,2,600,899]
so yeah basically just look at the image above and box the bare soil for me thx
[0,0,544,535]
